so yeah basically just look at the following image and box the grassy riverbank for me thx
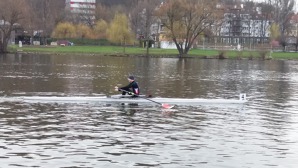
[9,45,298,60]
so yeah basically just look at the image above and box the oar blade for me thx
[162,103,175,109]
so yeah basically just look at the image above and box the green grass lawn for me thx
[9,45,298,60]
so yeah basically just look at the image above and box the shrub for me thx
[218,50,227,59]
[258,50,269,60]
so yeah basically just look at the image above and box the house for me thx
[65,0,96,25]
[289,14,298,37]
[151,3,272,49]
[219,4,271,46]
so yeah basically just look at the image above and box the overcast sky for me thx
[252,0,298,12]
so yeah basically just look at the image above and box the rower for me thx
[115,75,140,97]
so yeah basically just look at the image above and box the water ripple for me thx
[1,56,298,167]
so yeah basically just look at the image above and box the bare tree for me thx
[257,2,273,44]
[272,0,295,51]
[130,0,160,55]
[23,0,46,45]
[0,0,27,53]
[29,0,65,45]
[290,14,298,51]
[95,4,114,22]
[95,3,127,23]
[157,0,220,57]
[210,13,224,49]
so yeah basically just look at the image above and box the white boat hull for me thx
[0,93,247,105]
[18,95,247,105]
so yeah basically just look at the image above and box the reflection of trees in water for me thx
[265,61,290,104]
[119,103,138,117]
[0,54,54,95]
[244,60,291,105]
[0,54,294,104]
[174,59,247,98]
[244,60,293,146]
[135,57,180,97]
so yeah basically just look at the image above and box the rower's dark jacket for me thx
[119,81,140,95]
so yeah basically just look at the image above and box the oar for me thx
[117,89,174,109]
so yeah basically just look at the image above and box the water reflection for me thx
[0,53,298,167]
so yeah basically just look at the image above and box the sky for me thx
[251,0,298,13]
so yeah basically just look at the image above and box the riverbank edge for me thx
[13,51,208,58]
[11,50,281,60]
[8,45,298,60]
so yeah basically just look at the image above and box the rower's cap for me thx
[128,75,134,80]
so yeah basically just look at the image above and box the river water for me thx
[0,53,297,168]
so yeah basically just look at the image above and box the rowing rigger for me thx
[2,93,247,105]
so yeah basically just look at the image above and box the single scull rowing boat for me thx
[12,93,247,105]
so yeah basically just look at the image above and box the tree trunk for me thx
[177,47,183,57]
[146,39,149,56]
[0,41,3,53]
[123,38,126,54]
[2,42,8,53]
[177,45,191,58]
[0,39,8,53]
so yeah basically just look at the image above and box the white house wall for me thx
[67,0,95,3]
[70,4,96,9]
[220,13,271,38]
[160,41,178,49]
[66,0,96,12]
